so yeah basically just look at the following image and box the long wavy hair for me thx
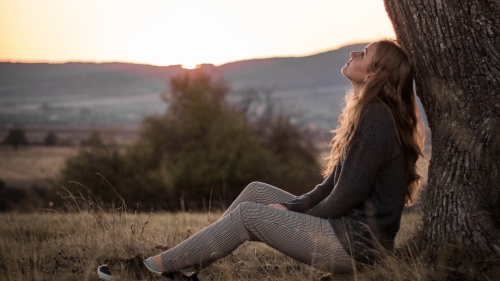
[324,40,424,204]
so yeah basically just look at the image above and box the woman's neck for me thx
[351,82,363,95]
[352,87,361,96]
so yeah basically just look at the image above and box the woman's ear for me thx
[364,73,374,82]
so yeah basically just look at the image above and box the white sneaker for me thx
[97,265,113,281]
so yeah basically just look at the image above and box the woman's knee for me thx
[235,201,262,221]
[244,181,273,196]
[237,201,259,211]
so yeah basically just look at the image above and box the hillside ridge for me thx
[0,43,368,129]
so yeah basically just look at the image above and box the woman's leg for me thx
[236,202,353,273]
[156,202,353,274]
[221,182,297,217]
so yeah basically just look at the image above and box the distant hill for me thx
[0,44,367,132]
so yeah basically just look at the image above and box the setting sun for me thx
[181,63,199,69]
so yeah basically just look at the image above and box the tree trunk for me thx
[383,0,499,258]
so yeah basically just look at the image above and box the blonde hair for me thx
[324,40,424,204]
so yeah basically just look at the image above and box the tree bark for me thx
[383,0,499,258]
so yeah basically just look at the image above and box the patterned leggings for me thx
[160,182,353,273]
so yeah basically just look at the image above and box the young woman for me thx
[98,40,423,280]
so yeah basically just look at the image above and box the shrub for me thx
[3,128,29,148]
[58,70,321,210]
[43,131,58,146]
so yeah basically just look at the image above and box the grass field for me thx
[0,196,426,281]
[0,145,77,189]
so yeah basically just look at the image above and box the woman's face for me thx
[341,42,378,88]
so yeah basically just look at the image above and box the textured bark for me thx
[383,0,500,257]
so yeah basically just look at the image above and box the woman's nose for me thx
[350,51,360,58]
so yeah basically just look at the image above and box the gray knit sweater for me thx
[282,102,407,264]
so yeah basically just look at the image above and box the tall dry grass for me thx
[0,189,330,281]
[0,189,474,281]
[0,185,498,281]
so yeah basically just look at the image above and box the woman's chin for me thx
[341,67,349,78]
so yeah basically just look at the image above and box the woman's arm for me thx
[267,203,289,210]
[280,171,336,212]
[306,103,394,218]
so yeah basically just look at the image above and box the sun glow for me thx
[117,2,255,66]
[0,1,396,66]
[181,63,199,69]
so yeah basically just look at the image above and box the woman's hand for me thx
[267,203,288,210]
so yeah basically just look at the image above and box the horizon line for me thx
[0,40,371,68]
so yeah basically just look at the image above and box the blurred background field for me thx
[0,146,76,189]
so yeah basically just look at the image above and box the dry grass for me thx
[2,201,495,280]
[0,210,327,281]
[0,145,77,188]
[0,189,431,281]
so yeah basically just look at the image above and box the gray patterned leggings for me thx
[160,182,353,274]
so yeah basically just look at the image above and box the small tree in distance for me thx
[43,131,58,146]
[3,128,29,149]
[139,70,322,207]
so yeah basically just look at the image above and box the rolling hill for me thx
[0,44,366,132]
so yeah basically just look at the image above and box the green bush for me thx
[58,137,170,209]
[58,70,321,210]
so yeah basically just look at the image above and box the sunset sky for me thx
[0,0,395,67]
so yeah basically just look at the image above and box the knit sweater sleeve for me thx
[281,170,336,213]
[305,103,393,219]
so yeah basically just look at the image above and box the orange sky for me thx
[0,0,396,67]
